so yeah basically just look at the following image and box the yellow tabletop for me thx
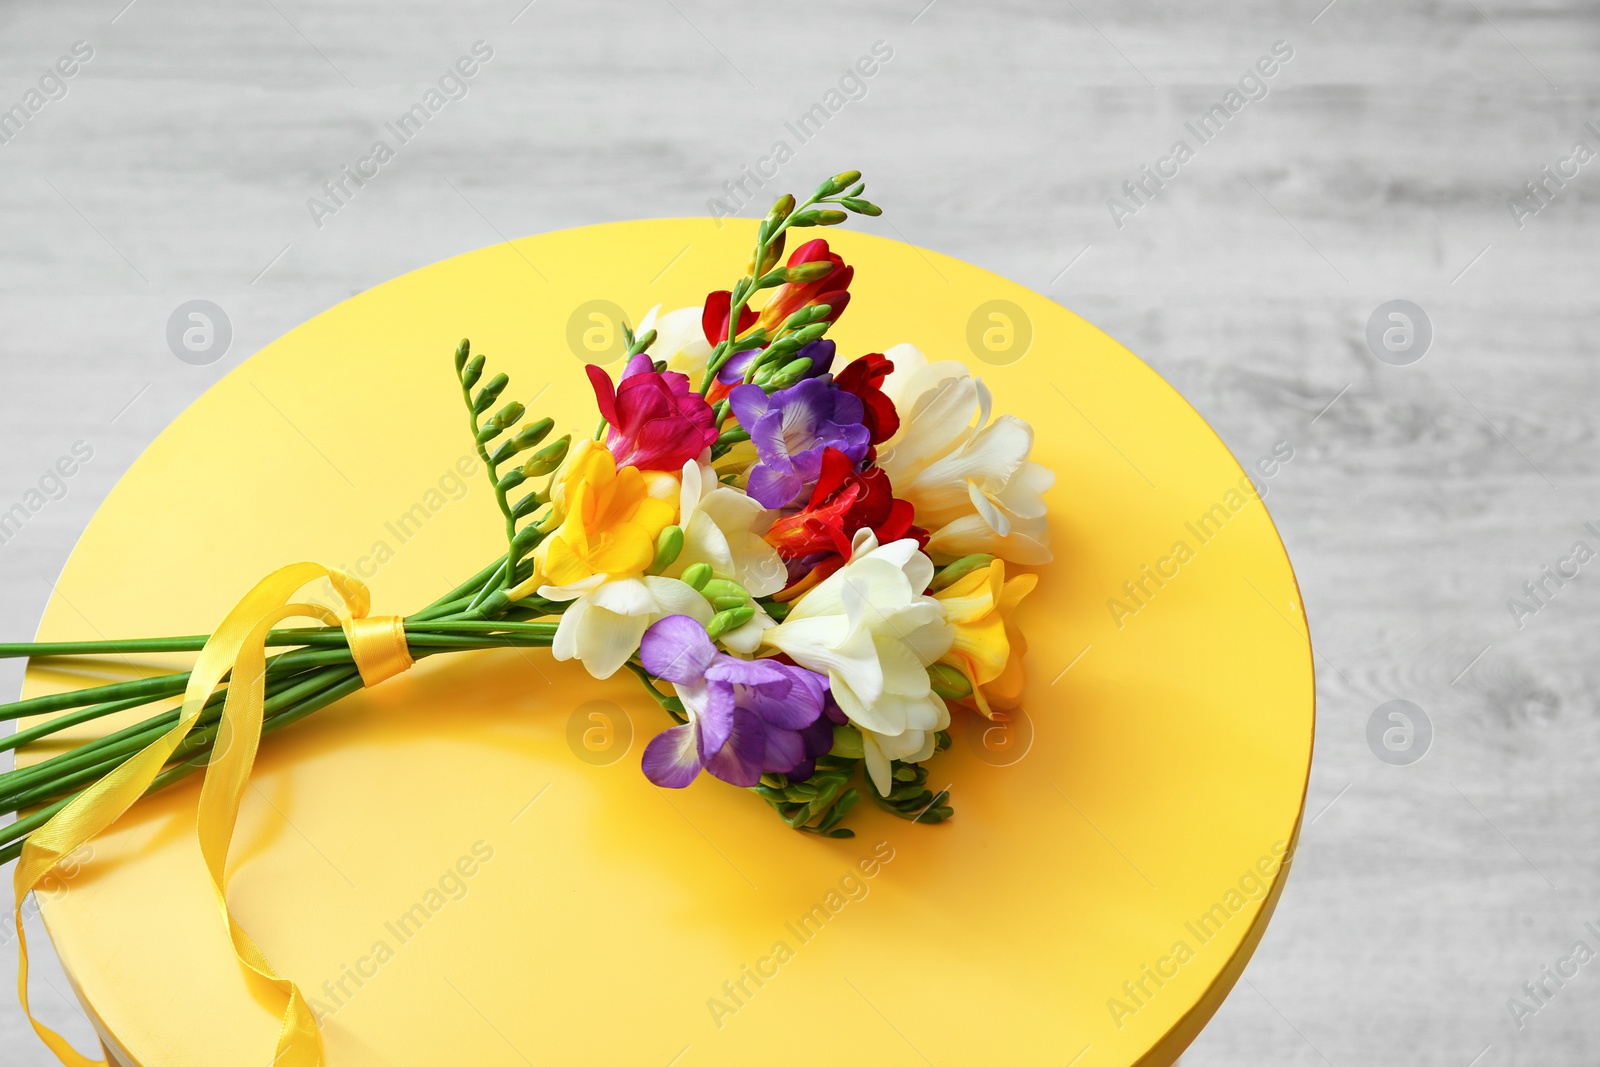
[22,220,1313,1066]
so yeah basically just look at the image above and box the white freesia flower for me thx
[878,343,1054,565]
[638,304,713,381]
[540,573,711,680]
[762,532,954,795]
[664,456,786,653]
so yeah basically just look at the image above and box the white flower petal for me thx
[575,605,651,679]
[643,575,714,623]
[589,576,655,616]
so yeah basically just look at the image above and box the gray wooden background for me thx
[2,0,1597,1064]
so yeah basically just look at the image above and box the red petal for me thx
[702,291,732,345]
[586,364,619,426]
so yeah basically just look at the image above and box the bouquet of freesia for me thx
[4,168,1055,1066]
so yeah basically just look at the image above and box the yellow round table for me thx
[21,220,1313,1066]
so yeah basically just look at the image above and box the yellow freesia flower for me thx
[932,559,1037,717]
[536,443,677,588]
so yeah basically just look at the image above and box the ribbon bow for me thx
[13,563,413,1067]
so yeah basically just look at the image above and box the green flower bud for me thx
[768,357,815,389]
[701,578,746,602]
[650,525,684,574]
[681,562,713,591]
[473,373,509,414]
[461,354,486,388]
[511,524,545,554]
[928,662,973,699]
[769,192,796,221]
[511,491,545,520]
[785,261,835,283]
[523,435,570,476]
[929,554,996,592]
[631,328,657,354]
[454,338,470,372]
[840,197,882,217]
[829,170,862,193]
[706,605,755,641]
[830,725,865,759]
[754,241,784,277]
[512,418,555,450]
[793,322,830,344]
[492,401,526,431]
[496,468,527,493]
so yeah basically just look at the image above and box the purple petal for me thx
[785,714,838,782]
[620,352,655,380]
[696,682,737,762]
[828,386,865,427]
[717,350,757,384]
[761,727,806,775]
[795,339,836,378]
[640,616,716,683]
[746,463,802,509]
[704,709,767,788]
[704,656,790,687]
[642,724,704,788]
[742,665,826,730]
[727,384,771,429]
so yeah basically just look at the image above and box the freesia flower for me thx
[587,353,718,472]
[762,532,954,796]
[931,559,1037,716]
[639,615,830,788]
[533,442,676,589]
[542,574,710,680]
[639,304,713,380]
[765,447,924,587]
[728,377,870,510]
[878,343,1054,564]
[754,239,852,333]
[833,352,900,445]
[664,457,787,652]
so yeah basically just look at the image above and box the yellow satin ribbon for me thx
[13,563,414,1067]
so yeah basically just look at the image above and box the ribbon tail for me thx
[14,562,413,1067]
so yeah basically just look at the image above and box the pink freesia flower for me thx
[586,353,719,471]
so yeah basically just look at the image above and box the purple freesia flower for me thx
[640,615,831,788]
[728,376,870,509]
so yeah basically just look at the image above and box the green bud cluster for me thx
[453,338,569,605]
[753,755,862,838]
[870,747,954,825]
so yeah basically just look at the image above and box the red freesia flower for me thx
[701,290,759,346]
[586,354,719,471]
[765,448,926,582]
[833,352,899,445]
[755,239,853,334]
